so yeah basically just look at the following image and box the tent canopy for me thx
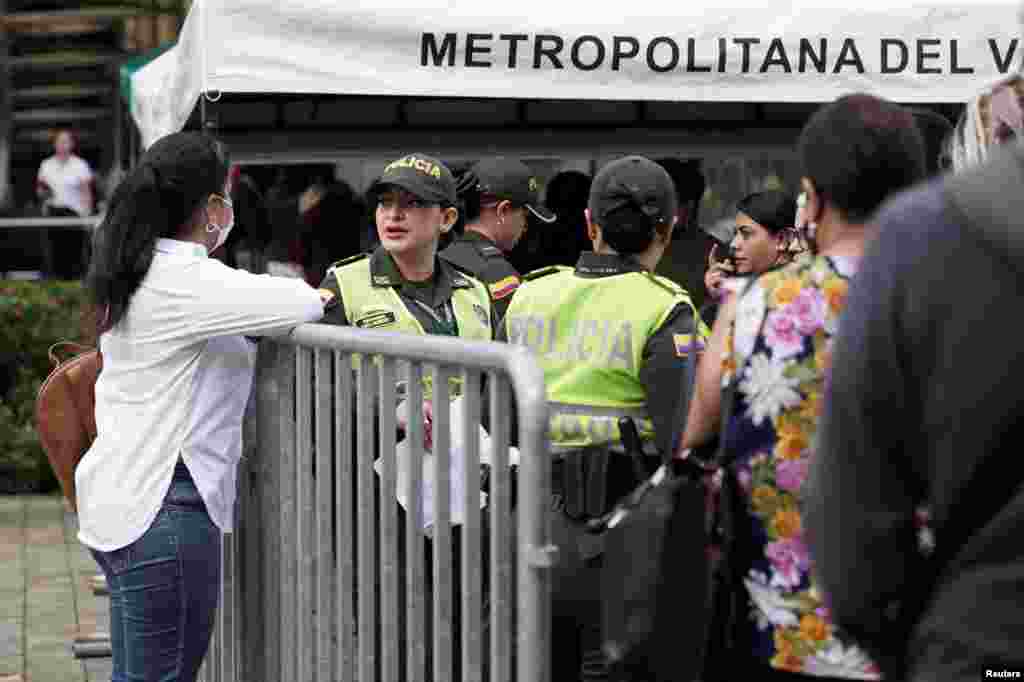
[132,0,1019,150]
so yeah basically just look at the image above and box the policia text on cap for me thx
[499,155,710,681]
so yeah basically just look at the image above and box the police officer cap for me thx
[468,157,556,223]
[369,153,457,206]
[588,155,678,226]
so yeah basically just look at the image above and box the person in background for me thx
[222,171,274,273]
[441,157,556,318]
[503,155,708,682]
[79,132,326,682]
[35,129,95,279]
[291,180,366,286]
[654,158,709,309]
[36,129,94,218]
[519,169,592,271]
[679,94,926,681]
[701,191,799,325]
[946,74,1024,173]
[908,107,955,176]
[807,74,1024,682]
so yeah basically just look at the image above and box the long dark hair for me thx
[86,132,229,331]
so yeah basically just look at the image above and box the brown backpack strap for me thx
[48,342,94,369]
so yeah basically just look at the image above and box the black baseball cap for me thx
[469,157,556,223]
[369,153,457,206]
[588,156,677,226]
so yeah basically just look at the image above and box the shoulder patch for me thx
[354,309,398,329]
[523,265,566,282]
[489,275,521,300]
[673,333,706,358]
[328,252,369,273]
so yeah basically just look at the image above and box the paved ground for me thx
[0,494,113,682]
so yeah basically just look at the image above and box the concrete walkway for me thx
[0,495,112,682]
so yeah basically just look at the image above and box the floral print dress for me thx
[721,254,880,680]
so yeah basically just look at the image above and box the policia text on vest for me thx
[502,256,708,457]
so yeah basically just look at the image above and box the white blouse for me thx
[77,238,324,551]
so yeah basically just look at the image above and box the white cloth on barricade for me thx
[375,395,520,534]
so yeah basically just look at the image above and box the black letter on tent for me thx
[916,38,942,74]
[647,37,680,73]
[881,38,909,73]
[799,38,827,73]
[534,35,566,69]
[572,35,606,71]
[500,33,529,68]
[760,38,792,72]
[989,38,1020,73]
[687,38,711,72]
[733,38,760,72]
[612,36,641,70]
[421,33,457,67]
[466,33,494,67]
[834,38,865,73]
[950,39,974,74]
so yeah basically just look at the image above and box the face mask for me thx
[206,194,235,253]
[214,212,235,251]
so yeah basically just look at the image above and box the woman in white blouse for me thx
[78,132,326,682]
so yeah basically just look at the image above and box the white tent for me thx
[132,0,1020,150]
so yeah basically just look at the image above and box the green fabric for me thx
[505,268,699,450]
[120,43,174,108]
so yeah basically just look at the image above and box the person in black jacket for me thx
[441,157,555,319]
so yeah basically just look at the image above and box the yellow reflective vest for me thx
[504,265,705,452]
[332,255,492,398]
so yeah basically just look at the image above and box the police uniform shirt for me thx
[440,231,521,319]
[499,252,702,457]
[318,245,498,337]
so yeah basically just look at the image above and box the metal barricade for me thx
[199,323,551,682]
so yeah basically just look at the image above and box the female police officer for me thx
[316,152,495,681]
[501,155,709,681]
[318,152,494,338]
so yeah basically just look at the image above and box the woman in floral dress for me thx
[679,94,927,681]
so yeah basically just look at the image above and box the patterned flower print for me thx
[722,255,877,679]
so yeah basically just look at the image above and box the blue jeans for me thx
[90,460,221,682]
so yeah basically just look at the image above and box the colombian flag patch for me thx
[673,334,706,358]
[489,275,521,300]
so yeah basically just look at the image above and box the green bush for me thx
[0,280,92,494]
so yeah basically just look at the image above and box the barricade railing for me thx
[197,323,552,682]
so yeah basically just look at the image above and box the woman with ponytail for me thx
[80,132,326,682]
